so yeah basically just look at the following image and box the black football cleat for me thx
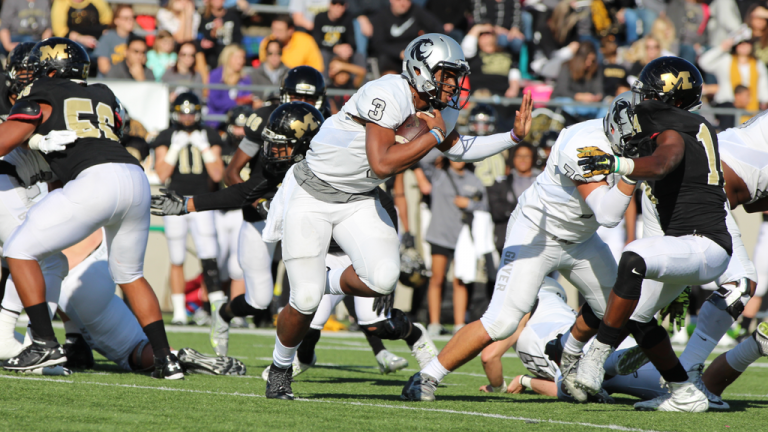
[265,364,294,400]
[151,354,185,380]
[63,333,95,369]
[177,347,246,376]
[3,339,67,371]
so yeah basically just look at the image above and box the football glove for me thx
[658,286,691,333]
[170,130,190,149]
[577,146,616,178]
[401,232,415,249]
[29,130,78,154]
[373,292,394,316]
[189,130,210,152]
[255,198,270,219]
[151,188,188,216]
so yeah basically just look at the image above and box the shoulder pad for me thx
[8,99,42,121]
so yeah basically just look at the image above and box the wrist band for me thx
[28,134,43,150]
[613,156,635,176]
[183,197,190,214]
[491,380,508,393]
[520,375,533,389]
[510,130,522,144]
[164,146,181,166]
[201,149,217,163]
[432,126,446,140]
[429,130,443,144]
[621,175,638,185]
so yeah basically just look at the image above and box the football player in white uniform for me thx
[266,33,533,400]
[402,93,635,402]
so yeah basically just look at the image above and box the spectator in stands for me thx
[312,0,361,71]
[717,84,751,129]
[470,0,526,52]
[627,35,664,82]
[747,5,768,63]
[601,35,629,97]
[347,0,389,56]
[700,37,768,114]
[147,30,177,81]
[105,34,155,81]
[200,0,243,69]
[94,5,135,77]
[163,40,204,102]
[290,0,330,31]
[426,0,470,41]
[707,0,743,48]
[425,158,488,337]
[461,23,520,97]
[51,0,112,52]
[369,0,443,75]
[551,41,603,119]
[0,0,51,53]
[649,15,677,54]
[327,57,367,113]
[208,45,252,127]
[259,15,324,72]
[667,0,708,63]
[157,0,200,44]
[250,39,290,104]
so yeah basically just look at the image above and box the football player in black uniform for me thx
[573,57,732,411]
[152,92,225,326]
[0,38,182,378]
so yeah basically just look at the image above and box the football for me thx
[395,113,431,144]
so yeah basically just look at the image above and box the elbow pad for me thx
[8,100,42,121]
[443,132,516,162]
[584,184,632,228]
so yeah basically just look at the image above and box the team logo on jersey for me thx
[290,113,320,138]
[410,38,434,63]
[40,44,70,61]
[660,71,692,93]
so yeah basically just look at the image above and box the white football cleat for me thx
[261,354,316,381]
[560,351,588,402]
[409,323,439,369]
[376,350,408,374]
[635,364,708,412]
[575,341,614,397]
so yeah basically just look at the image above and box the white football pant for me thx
[214,209,244,281]
[238,220,276,310]
[163,211,218,265]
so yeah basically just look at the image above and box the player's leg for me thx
[427,249,449,335]
[701,320,768,398]
[164,214,190,325]
[402,214,558,401]
[744,219,768,327]
[188,210,222,300]
[601,362,666,401]
[222,210,245,300]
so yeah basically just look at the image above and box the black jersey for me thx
[16,77,140,183]
[630,100,732,255]
[0,73,14,116]
[152,125,222,196]
[241,104,278,222]
[123,136,150,162]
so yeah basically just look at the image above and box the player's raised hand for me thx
[512,91,534,141]
[416,109,447,141]
[151,188,188,216]
[189,130,211,152]
[577,146,616,178]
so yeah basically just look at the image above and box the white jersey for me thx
[514,287,577,380]
[3,146,56,187]
[718,111,768,203]
[306,74,459,194]
[517,119,618,242]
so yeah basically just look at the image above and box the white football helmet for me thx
[603,91,637,157]
[402,34,470,110]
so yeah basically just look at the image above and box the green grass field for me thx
[2,324,768,432]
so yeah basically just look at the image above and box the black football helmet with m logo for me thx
[632,56,703,111]
[26,37,90,83]
[261,101,324,174]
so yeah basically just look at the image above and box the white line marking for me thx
[0,374,660,431]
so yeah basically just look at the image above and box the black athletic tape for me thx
[613,251,646,300]
[201,258,222,293]
[580,302,601,329]
[363,309,412,340]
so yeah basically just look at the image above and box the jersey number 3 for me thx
[696,123,722,186]
[64,98,119,141]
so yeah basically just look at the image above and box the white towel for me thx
[471,210,496,257]
[453,224,477,284]
[262,164,297,243]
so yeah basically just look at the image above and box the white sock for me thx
[680,328,718,370]
[422,357,450,382]
[171,294,187,321]
[325,268,344,296]
[0,309,19,340]
[562,332,587,356]
[208,290,226,303]
[726,337,761,372]
[272,335,299,368]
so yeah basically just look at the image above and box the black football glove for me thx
[255,199,270,220]
[373,292,394,316]
[401,232,415,249]
[151,188,188,216]
[577,146,616,178]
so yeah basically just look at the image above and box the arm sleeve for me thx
[193,175,280,211]
[584,184,632,228]
[50,0,69,37]
[238,137,260,157]
[443,132,516,162]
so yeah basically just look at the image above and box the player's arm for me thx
[153,145,176,183]
[438,92,533,162]
[624,193,638,244]
[508,376,558,396]
[151,174,279,215]
[224,148,252,186]
[576,178,636,228]
[365,112,446,179]
[203,144,224,183]
[722,160,752,210]
[0,101,52,156]
[392,173,409,232]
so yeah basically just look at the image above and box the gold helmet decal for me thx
[289,112,320,139]
[39,44,70,61]
[660,71,692,93]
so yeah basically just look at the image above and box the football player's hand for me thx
[401,232,415,249]
[151,188,188,216]
[255,198,270,219]
[577,146,615,178]
[512,90,533,140]
[30,130,78,154]
[658,286,691,333]
[190,130,211,152]
[372,292,394,316]
[170,130,190,149]
[416,110,446,141]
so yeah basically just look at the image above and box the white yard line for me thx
[0,374,661,431]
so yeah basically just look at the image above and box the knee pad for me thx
[362,309,412,340]
[707,278,752,320]
[365,261,400,295]
[580,302,602,329]
[626,319,667,349]
[614,252,647,300]
[289,284,323,315]
[201,258,222,293]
